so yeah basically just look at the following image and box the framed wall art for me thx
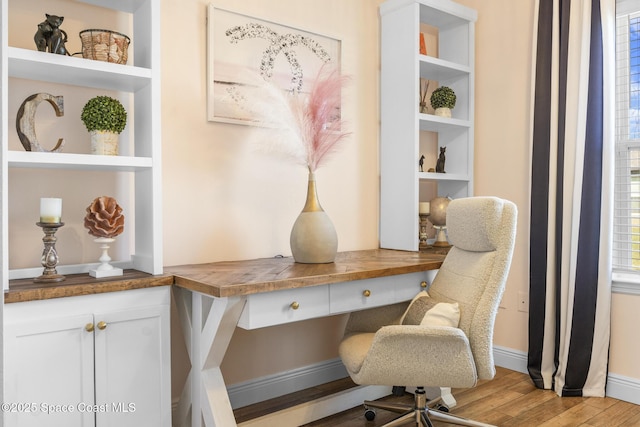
[207,5,342,125]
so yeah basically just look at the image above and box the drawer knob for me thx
[421,281,428,288]
[97,321,108,330]
[363,289,371,297]
[85,323,95,333]
[290,301,300,310]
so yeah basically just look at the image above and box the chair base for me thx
[364,387,495,427]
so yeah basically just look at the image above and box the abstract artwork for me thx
[207,5,341,124]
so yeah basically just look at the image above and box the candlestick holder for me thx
[419,213,432,250]
[433,225,450,247]
[90,237,123,278]
[34,222,65,283]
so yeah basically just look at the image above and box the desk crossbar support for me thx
[175,289,246,427]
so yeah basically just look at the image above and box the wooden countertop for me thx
[5,270,174,303]
[5,250,445,303]
[166,249,445,298]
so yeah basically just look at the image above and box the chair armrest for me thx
[372,324,472,355]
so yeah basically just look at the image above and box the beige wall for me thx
[160,0,383,391]
[160,0,640,397]
[454,0,534,355]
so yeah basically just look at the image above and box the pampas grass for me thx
[252,65,350,172]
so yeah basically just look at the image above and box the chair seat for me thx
[340,325,479,388]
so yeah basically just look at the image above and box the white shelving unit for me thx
[379,0,476,251]
[1,0,162,289]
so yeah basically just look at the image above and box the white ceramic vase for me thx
[290,171,338,263]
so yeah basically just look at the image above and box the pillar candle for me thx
[419,202,430,215]
[40,198,62,223]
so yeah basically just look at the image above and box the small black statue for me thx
[435,147,446,173]
[419,155,425,172]
[34,14,69,55]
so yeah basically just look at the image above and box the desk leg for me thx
[174,288,246,427]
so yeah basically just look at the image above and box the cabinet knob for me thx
[421,281,428,288]
[97,321,108,330]
[290,301,300,310]
[363,289,371,297]
[85,323,95,332]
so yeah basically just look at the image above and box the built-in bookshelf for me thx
[379,0,476,251]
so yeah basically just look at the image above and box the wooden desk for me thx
[168,249,445,427]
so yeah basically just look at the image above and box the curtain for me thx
[528,0,615,397]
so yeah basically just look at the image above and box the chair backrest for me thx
[428,196,517,380]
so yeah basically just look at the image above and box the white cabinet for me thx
[4,286,171,427]
[1,0,162,289]
[4,313,96,426]
[379,0,476,251]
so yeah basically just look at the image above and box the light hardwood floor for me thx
[234,367,640,426]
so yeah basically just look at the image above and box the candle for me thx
[40,198,62,223]
[419,202,430,215]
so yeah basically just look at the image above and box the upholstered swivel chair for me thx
[339,196,517,427]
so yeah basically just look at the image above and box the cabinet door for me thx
[93,305,170,427]
[4,314,96,427]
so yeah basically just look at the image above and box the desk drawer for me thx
[237,285,330,329]
[329,277,396,314]
[329,271,433,315]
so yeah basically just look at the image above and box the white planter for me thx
[90,130,119,155]
[434,107,452,118]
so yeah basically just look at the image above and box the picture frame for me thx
[207,4,342,125]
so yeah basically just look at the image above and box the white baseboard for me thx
[606,373,640,405]
[493,345,528,373]
[225,347,531,412]
[226,357,348,409]
[226,347,530,411]
[171,347,640,420]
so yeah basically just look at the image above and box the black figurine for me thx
[419,155,425,172]
[34,14,69,55]
[435,147,446,173]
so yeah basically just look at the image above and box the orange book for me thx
[419,33,427,55]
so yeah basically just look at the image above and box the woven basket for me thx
[79,29,130,65]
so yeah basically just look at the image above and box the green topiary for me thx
[81,96,127,134]
[430,86,457,110]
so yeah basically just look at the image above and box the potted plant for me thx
[81,95,127,155]
[430,86,456,118]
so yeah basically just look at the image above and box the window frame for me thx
[612,2,640,294]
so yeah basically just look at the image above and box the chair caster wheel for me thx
[364,408,376,421]
[435,403,449,412]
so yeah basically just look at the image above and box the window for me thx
[613,0,640,292]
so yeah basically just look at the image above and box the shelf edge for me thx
[7,151,153,171]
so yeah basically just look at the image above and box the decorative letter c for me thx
[16,93,65,152]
